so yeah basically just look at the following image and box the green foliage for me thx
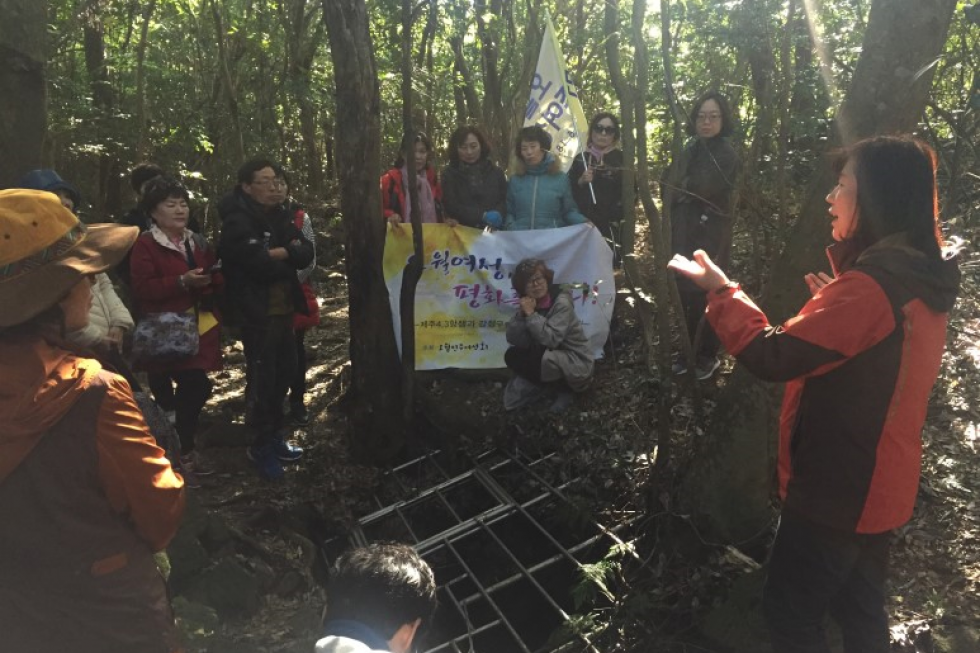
[40,0,976,242]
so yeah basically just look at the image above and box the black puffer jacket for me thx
[441,158,507,228]
[217,188,315,326]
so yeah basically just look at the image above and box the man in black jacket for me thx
[219,158,315,480]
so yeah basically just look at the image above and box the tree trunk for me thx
[210,0,246,165]
[323,0,407,464]
[680,0,960,545]
[83,7,121,216]
[398,0,424,425]
[0,0,46,187]
[135,0,158,161]
[281,0,324,197]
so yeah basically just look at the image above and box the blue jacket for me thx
[505,153,586,230]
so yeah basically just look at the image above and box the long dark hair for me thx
[393,132,433,169]
[447,125,491,165]
[837,136,943,260]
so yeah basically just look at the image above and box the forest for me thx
[2,0,979,652]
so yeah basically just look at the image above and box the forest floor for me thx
[173,224,980,653]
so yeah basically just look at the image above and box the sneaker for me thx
[290,404,310,426]
[695,356,721,381]
[246,445,284,481]
[272,438,304,463]
[671,358,689,375]
[180,450,215,477]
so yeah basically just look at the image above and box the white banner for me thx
[384,224,615,370]
[524,12,589,173]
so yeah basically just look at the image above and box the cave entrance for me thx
[322,448,636,652]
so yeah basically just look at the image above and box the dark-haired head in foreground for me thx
[317,543,437,653]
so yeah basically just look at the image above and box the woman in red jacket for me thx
[381,131,444,226]
[130,177,223,479]
[669,136,960,653]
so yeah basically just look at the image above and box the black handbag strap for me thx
[183,238,198,269]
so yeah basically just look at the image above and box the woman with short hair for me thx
[504,125,587,230]
[504,258,594,411]
[129,176,222,479]
[663,90,739,380]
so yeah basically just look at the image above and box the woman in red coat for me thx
[130,177,222,478]
[381,131,444,226]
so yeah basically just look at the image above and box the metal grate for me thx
[323,448,635,653]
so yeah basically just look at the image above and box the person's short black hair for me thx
[393,132,433,169]
[514,125,552,161]
[237,158,281,185]
[512,258,554,294]
[685,91,735,138]
[588,112,620,143]
[327,543,437,640]
[447,125,492,165]
[130,162,166,195]
[139,176,190,215]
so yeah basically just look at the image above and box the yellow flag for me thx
[523,11,589,173]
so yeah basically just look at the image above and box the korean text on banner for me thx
[524,12,589,173]
[384,224,615,370]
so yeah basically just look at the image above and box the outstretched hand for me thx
[666,250,729,292]
[804,271,834,296]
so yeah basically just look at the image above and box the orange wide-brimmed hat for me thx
[0,189,138,327]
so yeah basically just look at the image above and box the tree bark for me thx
[398,0,424,425]
[135,0,158,161]
[83,6,121,215]
[0,0,46,188]
[680,0,960,545]
[323,0,407,463]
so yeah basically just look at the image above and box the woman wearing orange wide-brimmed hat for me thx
[0,189,185,653]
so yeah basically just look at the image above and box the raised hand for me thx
[666,250,729,292]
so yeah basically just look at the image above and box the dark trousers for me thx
[148,369,213,455]
[679,288,720,361]
[242,315,296,448]
[763,511,891,653]
[289,328,308,408]
[504,344,546,383]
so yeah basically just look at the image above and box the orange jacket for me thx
[706,238,959,533]
[0,334,185,549]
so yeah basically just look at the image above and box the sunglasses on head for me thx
[593,125,616,135]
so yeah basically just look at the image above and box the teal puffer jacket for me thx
[505,153,587,230]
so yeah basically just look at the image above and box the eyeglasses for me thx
[696,113,722,123]
[527,274,547,286]
[593,124,616,135]
[251,179,287,188]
